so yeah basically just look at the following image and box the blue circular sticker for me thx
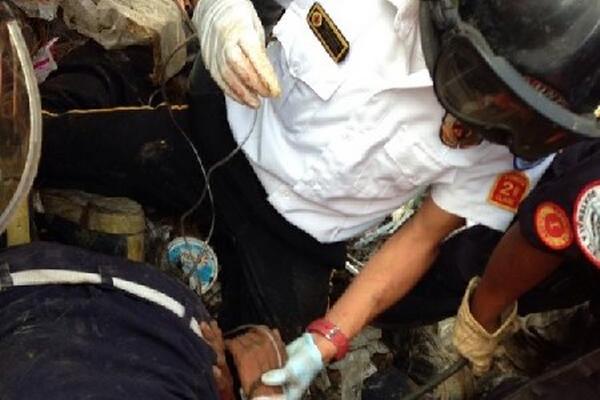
[166,237,219,295]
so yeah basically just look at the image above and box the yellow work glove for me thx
[453,277,518,376]
[192,0,281,108]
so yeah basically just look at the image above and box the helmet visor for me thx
[0,8,42,234]
[433,34,587,160]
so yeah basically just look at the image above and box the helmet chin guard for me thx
[0,5,42,234]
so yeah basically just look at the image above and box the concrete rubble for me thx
[12,3,599,398]
[12,0,189,81]
[312,326,393,400]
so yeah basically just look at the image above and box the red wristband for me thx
[306,318,349,361]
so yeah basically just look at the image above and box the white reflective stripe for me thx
[190,317,204,339]
[7,269,205,341]
[11,269,102,286]
[112,278,185,318]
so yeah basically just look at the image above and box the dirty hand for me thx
[225,326,287,399]
[200,321,235,400]
[453,278,519,376]
[261,333,324,400]
[192,0,281,108]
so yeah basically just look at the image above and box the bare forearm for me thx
[314,197,464,361]
[326,222,439,340]
[471,223,563,332]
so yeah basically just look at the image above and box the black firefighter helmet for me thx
[420,0,600,160]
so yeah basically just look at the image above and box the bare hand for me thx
[201,321,235,400]
[225,326,287,398]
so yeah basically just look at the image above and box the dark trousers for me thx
[0,242,217,400]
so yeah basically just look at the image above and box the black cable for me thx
[401,358,469,400]
[158,10,258,287]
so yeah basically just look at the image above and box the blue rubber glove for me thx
[261,333,324,400]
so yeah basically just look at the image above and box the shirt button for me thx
[290,63,301,76]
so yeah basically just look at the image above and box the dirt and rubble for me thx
[133,199,598,400]
[11,1,600,398]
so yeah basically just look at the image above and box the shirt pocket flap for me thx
[382,131,452,187]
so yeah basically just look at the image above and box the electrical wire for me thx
[157,35,212,237]
[170,0,199,39]
[158,5,257,281]
[224,324,284,369]
[224,324,286,399]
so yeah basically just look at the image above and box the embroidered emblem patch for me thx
[307,2,349,63]
[488,171,530,212]
[573,181,600,268]
[439,113,482,149]
[535,202,573,250]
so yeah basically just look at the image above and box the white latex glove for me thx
[261,333,324,400]
[192,0,281,108]
[453,277,519,376]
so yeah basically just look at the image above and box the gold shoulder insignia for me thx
[307,2,349,63]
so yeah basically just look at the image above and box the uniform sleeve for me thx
[431,144,554,232]
[517,141,600,266]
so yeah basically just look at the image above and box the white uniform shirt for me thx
[226,0,553,243]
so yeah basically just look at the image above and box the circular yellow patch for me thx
[535,202,573,250]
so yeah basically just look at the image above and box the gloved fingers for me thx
[285,337,305,355]
[285,387,305,400]
[453,333,493,377]
[239,35,281,97]
[471,361,491,377]
[225,43,272,99]
[212,70,248,106]
[200,25,219,71]
[202,45,247,105]
[261,368,289,386]
[220,61,261,108]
